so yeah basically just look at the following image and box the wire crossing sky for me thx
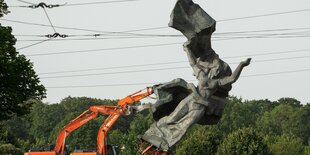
[2,0,310,104]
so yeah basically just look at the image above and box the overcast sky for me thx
[1,0,310,104]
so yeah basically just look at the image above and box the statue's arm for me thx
[219,58,251,86]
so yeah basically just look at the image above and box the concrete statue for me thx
[140,0,251,152]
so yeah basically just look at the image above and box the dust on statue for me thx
[139,0,251,154]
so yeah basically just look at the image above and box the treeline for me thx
[0,96,309,155]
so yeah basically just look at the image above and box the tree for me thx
[277,97,302,108]
[0,143,22,155]
[256,104,296,136]
[218,96,276,135]
[0,115,32,151]
[289,104,310,144]
[0,0,46,121]
[216,128,269,155]
[269,134,304,155]
[176,125,222,155]
[120,112,154,155]
[108,129,124,149]
[29,102,65,143]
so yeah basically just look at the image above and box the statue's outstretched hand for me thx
[241,58,251,67]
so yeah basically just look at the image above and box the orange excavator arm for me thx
[54,105,122,155]
[26,86,157,155]
[97,86,156,155]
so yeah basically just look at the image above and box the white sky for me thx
[1,0,310,104]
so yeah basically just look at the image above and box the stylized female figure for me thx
[140,0,251,152]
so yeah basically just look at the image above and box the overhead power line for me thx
[17,38,52,50]
[39,54,310,79]
[42,7,57,33]
[15,33,310,42]
[24,36,310,56]
[10,2,66,9]
[0,19,152,36]
[12,28,310,44]
[242,68,310,77]
[46,68,310,88]
[47,82,157,88]
[2,7,310,35]
[39,61,188,75]
[38,48,310,75]
[10,0,144,8]
[25,42,182,56]
[41,66,190,79]
[63,0,143,7]
[16,36,173,42]
[222,48,310,59]
[16,0,34,5]
[218,8,310,22]
[13,27,310,38]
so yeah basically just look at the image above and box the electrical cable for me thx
[16,36,168,42]
[41,66,190,79]
[45,68,310,88]
[15,33,310,42]
[0,19,153,36]
[39,55,310,79]
[2,7,310,35]
[63,0,143,7]
[25,42,182,56]
[12,27,310,42]
[16,0,34,5]
[222,49,310,59]
[212,34,310,41]
[23,37,310,56]
[39,61,187,75]
[42,7,56,33]
[38,48,310,75]
[10,0,144,8]
[242,68,310,77]
[218,8,310,22]
[17,38,52,50]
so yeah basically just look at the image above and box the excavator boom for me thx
[25,86,157,155]
[96,86,156,155]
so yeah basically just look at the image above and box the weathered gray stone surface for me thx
[140,0,251,151]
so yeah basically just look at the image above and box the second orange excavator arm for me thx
[54,109,98,155]
[97,86,156,155]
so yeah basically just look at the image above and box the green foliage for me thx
[289,104,310,144]
[0,115,32,152]
[0,0,46,121]
[256,104,296,136]
[219,96,275,135]
[66,116,105,152]
[120,112,154,155]
[0,143,22,155]
[108,129,124,148]
[216,128,269,155]
[1,96,309,155]
[60,97,116,113]
[0,123,14,145]
[304,145,310,155]
[176,125,222,155]
[269,134,304,155]
[29,102,65,142]
[277,97,302,108]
